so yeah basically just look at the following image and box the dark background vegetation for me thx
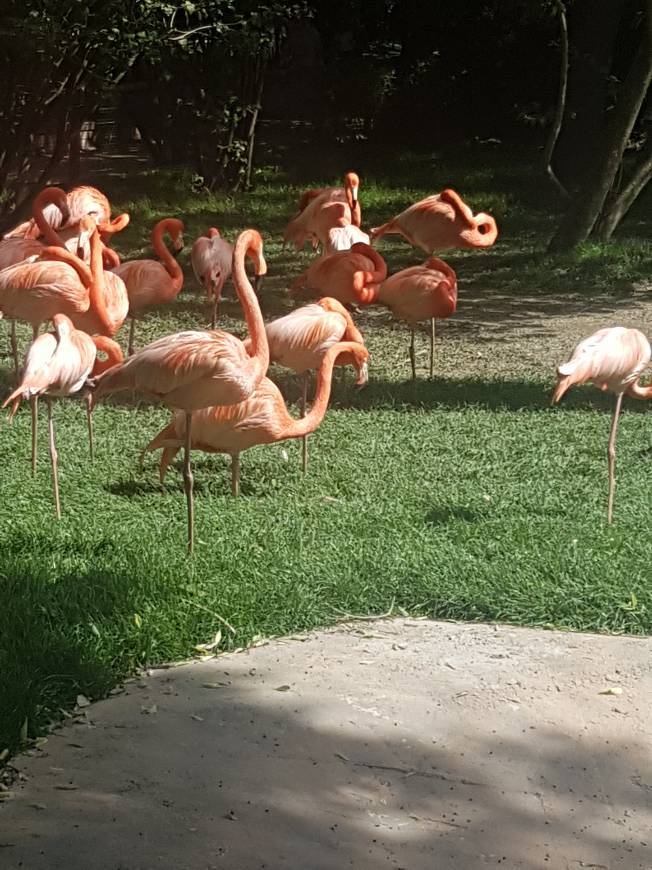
[0,0,650,248]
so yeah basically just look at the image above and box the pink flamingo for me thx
[5,184,126,241]
[309,201,370,254]
[552,327,652,523]
[142,339,369,497]
[91,229,270,553]
[112,218,185,354]
[291,243,387,306]
[0,217,118,374]
[254,296,368,471]
[3,313,123,514]
[191,228,234,328]
[284,172,362,250]
[374,257,458,379]
[371,189,498,252]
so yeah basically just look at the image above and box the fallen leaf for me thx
[191,715,204,722]
[140,704,158,715]
[224,810,238,821]
[201,682,229,689]
[274,685,291,692]
[75,695,90,709]
[30,803,47,811]
[599,687,623,696]
[54,784,78,790]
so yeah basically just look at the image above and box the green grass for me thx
[1,146,651,754]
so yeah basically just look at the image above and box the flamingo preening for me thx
[291,243,387,306]
[91,229,270,553]
[284,172,362,250]
[191,228,234,328]
[3,314,123,515]
[112,218,185,354]
[142,339,369,496]
[552,327,652,523]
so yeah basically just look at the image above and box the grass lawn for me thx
[1,146,651,754]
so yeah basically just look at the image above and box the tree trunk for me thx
[542,0,569,199]
[548,34,652,252]
[592,143,652,241]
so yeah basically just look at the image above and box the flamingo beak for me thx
[254,274,264,293]
[355,361,369,387]
[173,236,184,258]
[351,185,359,210]
[76,227,92,260]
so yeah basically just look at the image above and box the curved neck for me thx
[33,188,69,247]
[280,341,359,439]
[99,213,130,236]
[439,189,476,229]
[233,230,269,379]
[353,244,387,283]
[88,228,115,336]
[38,246,92,286]
[91,336,124,374]
[153,221,183,290]
[626,381,652,400]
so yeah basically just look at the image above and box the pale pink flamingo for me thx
[0,217,118,374]
[4,185,125,241]
[191,228,233,328]
[371,189,498,252]
[91,229,270,553]
[142,339,369,496]
[308,201,371,254]
[112,218,185,354]
[374,257,458,379]
[3,314,123,514]
[284,172,362,250]
[291,243,387,306]
[552,326,652,523]
[249,297,368,471]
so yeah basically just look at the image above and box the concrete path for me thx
[1,619,651,869]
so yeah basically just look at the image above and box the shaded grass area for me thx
[1,146,651,753]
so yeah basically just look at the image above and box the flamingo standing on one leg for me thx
[374,258,458,380]
[291,243,387,306]
[252,297,368,471]
[552,326,652,524]
[191,228,234,328]
[91,229,270,554]
[112,218,185,354]
[2,314,123,514]
[142,340,369,496]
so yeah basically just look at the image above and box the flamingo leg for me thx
[47,398,61,520]
[85,393,94,462]
[183,412,194,554]
[32,324,39,342]
[128,318,136,357]
[31,395,38,476]
[10,320,19,376]
[429,318,436,378]
[607,393,623,525]
[231,453,240,497]
[211,295,219,330]
[409,327,416,380]
[301,372,309,474]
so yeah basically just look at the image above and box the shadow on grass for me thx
[424,506,486,526]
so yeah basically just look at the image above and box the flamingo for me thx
[91,229,270,553]
[291,243,387,306]
[284,172,362,250]
[4,184,124,241]
[112,218,185,355]
[253,297,368,471]
[3,314,123,515]
[191,228,233,328]
[552,327,652,524]
[308,201,371,254]
[371,189,498,252]
[374,257,458,379]
[142,339,369,496]
[0,217,118,374]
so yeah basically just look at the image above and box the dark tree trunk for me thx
[593,141,652,241]
[542,0,570,199]
[548,34,652,252]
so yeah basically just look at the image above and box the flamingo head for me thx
[167,218,185,257]
[247,241,267,292]
[460,213,498,248]
[206,227,220,239]
[76,215,96,260]
[352,344,370,387]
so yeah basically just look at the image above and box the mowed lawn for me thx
[1,148,651,753]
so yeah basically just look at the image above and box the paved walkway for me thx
[1,620,650,869]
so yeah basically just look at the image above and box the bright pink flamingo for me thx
[371,189,498,252]
[0,217,118,375]
[374,257,458,379]
[291,243,387,306]
[552,326,652,523]
[112,218,185,354]
[284,172,362,250]
[3,313,123,514]
[91,229,270,553]
[142,339,369,496]
[252,296,368,471]
[191,228,233,328]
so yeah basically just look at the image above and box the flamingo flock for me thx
[1,173,649,552]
